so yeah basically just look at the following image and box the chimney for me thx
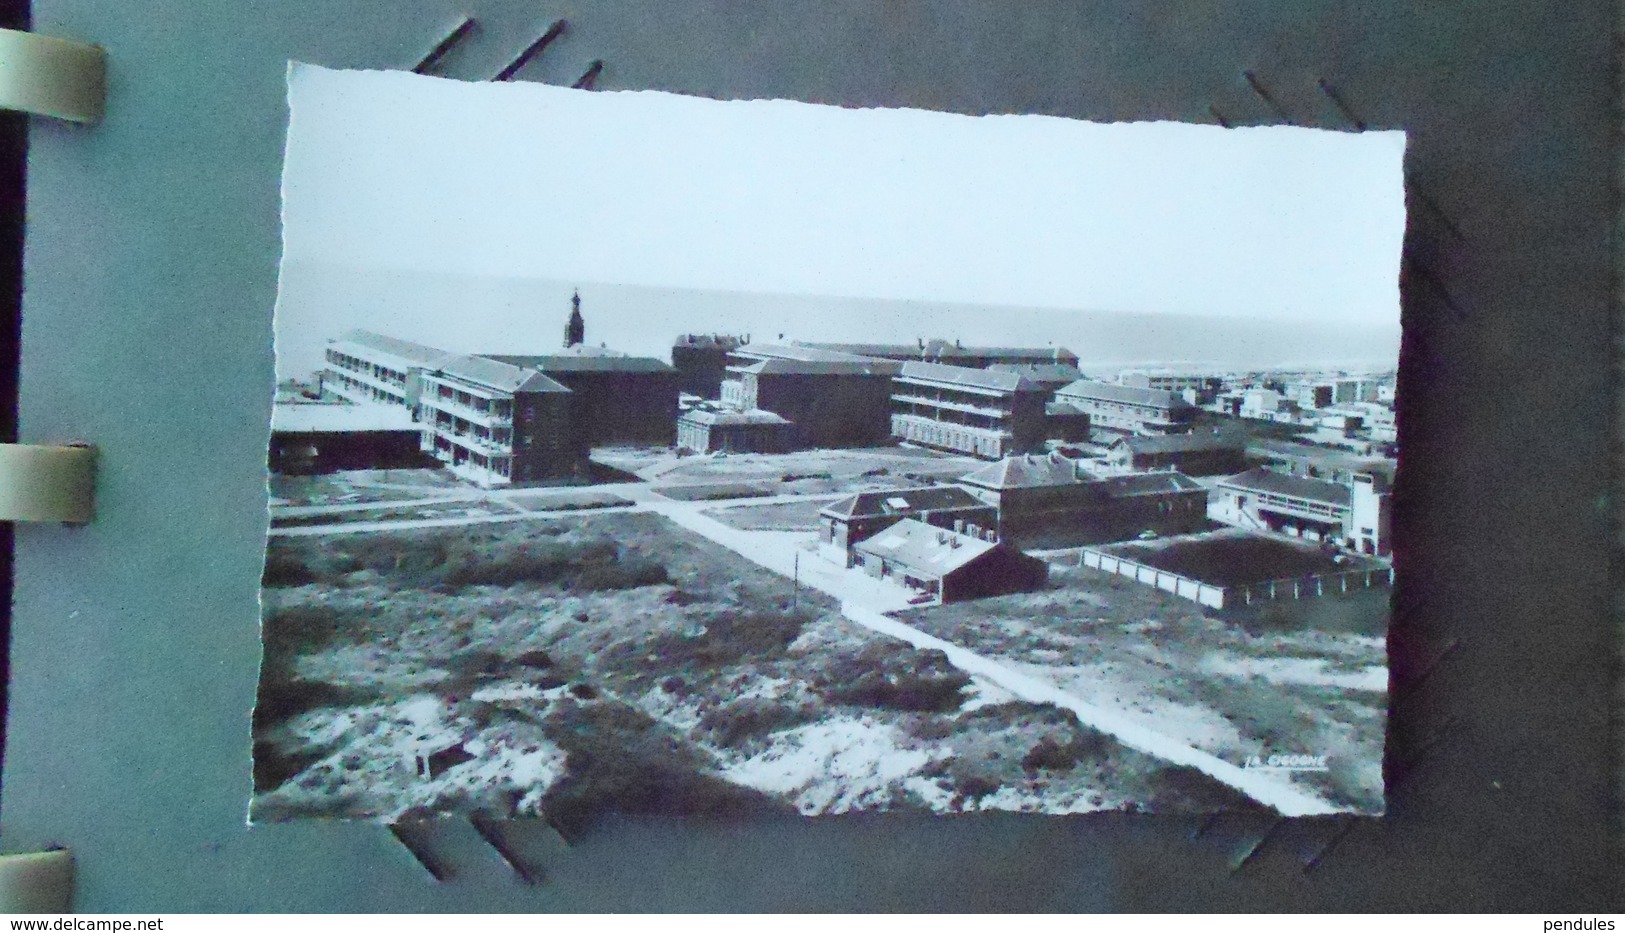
[967,523,979,539]
[954,519,965,534]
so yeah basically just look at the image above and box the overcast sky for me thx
[275,64,1405,377]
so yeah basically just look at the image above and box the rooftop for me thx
[271,400,420,434]
[428,355,571,394]
[896,360,1040,392]
[988,362,1086,385]
[1092,471,1206,497]
[819,484,990,521]
[330,330,454,370]
[677,407,793,427]
[960,452,1085,489]
[852,518,997,576]
[1112,431,1247,454]
[1218,467,1353,507]
[729,343,903,376]
[483,349,676,374]
[1057,378,1192,410]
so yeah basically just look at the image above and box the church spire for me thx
[564,289,585,348]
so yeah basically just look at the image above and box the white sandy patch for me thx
[1202,656,1388,692]
[959,675,1018,712]
[1014,662,1248,755]
[722,717,937,814]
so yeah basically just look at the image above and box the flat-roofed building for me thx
[1119,369,1223,404]
[1287,382,1335,410]
[419,355,588,487]
[960,452,1208,547]
[1209,466,1391,555]
[891,362,1048,460]
[799,338,1079,369]
[675,406,795,454]
[818,485,998,564]
[485,346,680,446]
[851,518,1048,605]
[720,343,902,449]
[269,400,432,475]
[1052,379,1197,436]
[1105,431,1248,476]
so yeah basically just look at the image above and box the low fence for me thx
[1078,549,1394,610]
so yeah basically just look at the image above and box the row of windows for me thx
[325,350,408,389]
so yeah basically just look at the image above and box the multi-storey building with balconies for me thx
[890,361,1047,460]
[321,330,451,412]
[1052,378,1197,436]
[417,354,588,487]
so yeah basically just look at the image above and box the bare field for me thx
[701,497,839,532]
[600,446,986,498]
[894,558,1388,812]
[269,468,463,507]
[255,510,1259,828]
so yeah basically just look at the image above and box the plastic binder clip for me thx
[0,849,72,913]
[0,443,96,524]
[0,28,106,124]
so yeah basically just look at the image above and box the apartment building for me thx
[1052,378,1197,436]
[418,355,589,487]
[890,361,1048,460]
[1119,369,1223,404]
[321,330,450,411]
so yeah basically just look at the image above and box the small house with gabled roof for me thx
[818,484,997,565]
[852,518,1048,604]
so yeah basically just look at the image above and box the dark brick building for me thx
[720,343,901,449]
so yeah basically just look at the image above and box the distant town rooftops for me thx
[1218,467,1353,507]
[1056,378,1192,409]
[430,354,571,394]
[819,484,989,521]
[483,350,676,374]
[853,518,997,574]
[799,339,1079,365]
[896,360,1040,392]
[960,451,1085,489]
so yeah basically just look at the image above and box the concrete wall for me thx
[1079,548,1394,610]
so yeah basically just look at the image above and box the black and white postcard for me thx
[256,64,1405,827]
